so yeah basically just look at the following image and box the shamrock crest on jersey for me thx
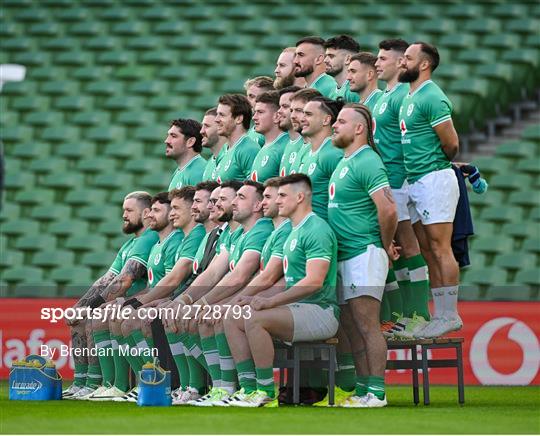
[261,155,269,167]
[339,166,349,179]
[307,162,317,175]
[154,253,161,265]
[406,103,414,116]
[288,152,297,164]
[378,102,387,114]
[289,238,297,251]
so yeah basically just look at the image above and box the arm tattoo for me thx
[76,271,116,307]
[101,259,147,301]
[382,187,395,204]
[71,329,88,367]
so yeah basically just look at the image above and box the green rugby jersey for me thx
[249,132,289,182]
[399,80,453,183]
[247,125,265,147]
[202,146,226,182]
[330,80,360,103]
[309,73,338,98]
[282,213,339,318]
[215,224,244,255]
[297,137,343,221]
[175,224,207,263]
[260,218,292,270]
[279,135,303,177]
[361,88,384,112]
[372,82,409,189]
[215,134,260,182]
[288,141,311,175]
[146,230,184,288]
[228,217,274,271]
[328,145,389,261]
[109,228,159,296]
[168,155,206,191]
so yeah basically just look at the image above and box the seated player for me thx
[228,174,340,407]
[63,191,157,400]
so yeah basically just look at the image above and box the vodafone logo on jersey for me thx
[400,119,407,136]
[250,171,258,182]
[470,317,540,385]
[372,117,377,136]
[329,182,336,200]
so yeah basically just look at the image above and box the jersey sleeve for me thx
[303,224,335,262]
[164,236,183,274]
[177,227,206,261]
[425,94,453,128]
[270,224,292,259]
[362,155,390,196]
[243,222,274,253]
[239,140,259,179]
[127,232,158,268]
[108,250,124,275]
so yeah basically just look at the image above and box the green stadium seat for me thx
[77,157,116,175]
[91,173,134,190]
[12,96,49,111]
[489,174,533,192]
[24,111,63,127]
[501,222,540,241]
[184,5,213,20]
[2,220,40,238]
[522,125,540,145]
[41,37,79,52]
[4,173,34,192]
[464,18,501,35]
[418,19,456,36]
[0,126,33,143]
[124,158,161,174]
[523,238,540,255]
[215,35,248,50]
[114,67,151,82]
[154,21,185,36]
[55,51,88,66]
[132,125,165,143]
[28,158,67,177]
[78,206,120,224]
[42,172,84,190]
[109,235,130,250]
[239,19,276,36]
[139,173,171,191]
[439,33,478,51]
[15,235,57,253]
[0,204,21,223]
[194,19,230,35]
[32,250,75,268]
[41,126,79,143]
[485,285,532,301]
[31,205,71,223]
[2,81,37,96]
[55,95,92,112]
[111,21,146,36]
[126,36,161,51]
[81,250,115,271]
[85,81,123,96]
[104,142,145,159]
[57,142,96,161]
[13,7,49,22]
[56,7,89,22]
[86,126,125,143]
[505,18,540,35]
[447,4,483,21]
[458,285,482,301]
[28,22,61,37]
[471,156,509,176]
[99,6,131,21]
[96,51,134,66]
[471,236,514,256]
[0,250,24,270]
[494,253,536,273]
[3,267,44,285]
[68,22,105,37]
[49,220,90,238]
[51,266,93,285]
[508,191,540,210]
[482,34,520,52]
[103,95,145,111]
[97,220,122,237]
[480,205,523,225]
[71,111,110,126]
[525,34,540,50]
[73,66,111,81]
[116,111,156,127]
[13,283,59,298]
[84,36,118,52]
[515,269,540,287]
[490,3,528,19]
[128,80,167,96]
[12,141,49,160]
[457,48,497,65]
[65,235,108,253]
[463,267,507,288]
[64,189,108,207]
[224,5,258,20]
[15,189,55,207]
[140,7,172,21]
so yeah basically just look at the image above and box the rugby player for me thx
[166,119,206,191]
[296,96,344,221]
[294,36,337,98]
[329,103,398,407]
[250,91,289,182]
[398,42,461,338]
[347,52,383,111]
[372,39,431,338]
[244,76,274,146]
[324,35,360,102]
[273,47,306,89]
[201,108,227,182]
[228,174,339,407]
[214,94,261,183]
[63,192,157,400]
[276,85,302,177]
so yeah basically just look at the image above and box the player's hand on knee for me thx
[250,296,274,311]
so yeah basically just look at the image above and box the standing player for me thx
[201,108,227,182]
[398,42,461,338]
[250,91,289,182]
[297,96,344,221]
[324,35,360,103]
[372,39,431,338]
[330,103,398,407]
[347,52,383,111]
[294,36,337,98]
[276,85,303,177]
[228,174,339,407]
[63,192,157,400]
[273,48,306,89]
[244,76,274,146]
[215,94,261,183]
[166,119,206,191]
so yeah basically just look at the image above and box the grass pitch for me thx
[1,382,539,434]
